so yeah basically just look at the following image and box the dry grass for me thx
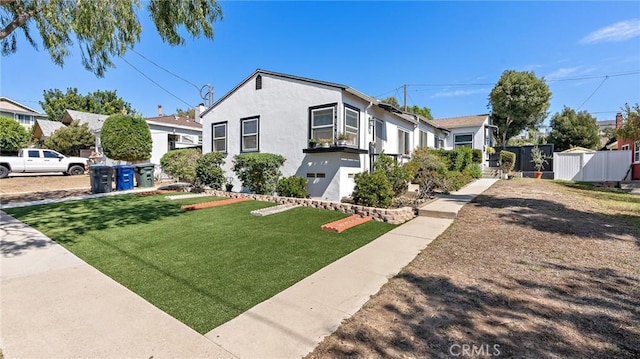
[307,179,640,358]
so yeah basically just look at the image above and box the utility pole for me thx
[403,84,407,111]
[200,83,214,106]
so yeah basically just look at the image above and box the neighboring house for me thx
[200,69,459,201]
[146,106,203,171]
[32,119,66,144]
[615,112,639,180]
[62,109,109,162]
[0,96,48,129]
[62,108,203,173]
[431,114,496,161]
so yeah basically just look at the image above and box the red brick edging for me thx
[321,215,373,233]
[203,190,415,224]
[181,197,249,210]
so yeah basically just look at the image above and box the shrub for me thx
[352,171,393,208]
[232,153,285,194]
[195,152,225,189]
[0,117,30,151]
[471,149,483,163]
[463,163,482,179]
[373,153,413,197]
[442,170,473,193]
[499,150,516,173]
[44,120,95,156]
[276,176,307,198]
[408,149,448,199]
[100,114,152,162]
[160,148,202,183]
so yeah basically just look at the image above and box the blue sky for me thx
[1,1,639,128]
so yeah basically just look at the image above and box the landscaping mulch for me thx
[307,179,640,358]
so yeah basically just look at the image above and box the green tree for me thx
[0,116,29,151]
[40,88,136,122]
[618,103,640,141]
[382,96,433,120]
[489,70,551,148]
[44,120,95,156]
[547,107,600,151]
[175,108,195,119]
[100,114,152,162]
[1,0,223,77]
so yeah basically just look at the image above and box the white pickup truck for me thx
[0,149,89,178]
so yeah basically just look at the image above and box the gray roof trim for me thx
[201,69,349,116]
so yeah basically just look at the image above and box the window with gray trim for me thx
[310,106,335,141]
[241,117,259,152]
[398,129,411,155]
[454,133,473,148]
[344,106,359,146]
[212,122,227,152]
[419,130,428,148]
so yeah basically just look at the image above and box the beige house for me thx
[0,97,48,129]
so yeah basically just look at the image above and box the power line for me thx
[120,57,194,109]
[130,49,201,91]
[577,76,608,110]
[374,86,402,98]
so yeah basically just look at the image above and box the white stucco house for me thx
[199,69,462,201]
[432,114,497,162]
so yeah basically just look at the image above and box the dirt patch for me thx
[307,179,640,358]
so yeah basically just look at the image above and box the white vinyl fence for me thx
[554,151,631,181]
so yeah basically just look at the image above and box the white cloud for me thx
[545,66,597,80]
[431,88,488,98]
[580,19,640,44]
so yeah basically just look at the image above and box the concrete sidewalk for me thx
[0,212,236,359]
[1,178,497,359]
[206,178,498,358]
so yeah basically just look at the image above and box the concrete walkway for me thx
[0,178,497,359]
[205,178,498,358]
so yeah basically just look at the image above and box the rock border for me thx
[204,190,415,225]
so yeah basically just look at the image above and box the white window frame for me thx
[398,129,411,155]
[419,130,429,149]
[310,105,336,142]
[343,106,359,147]
[212,122,227,153]
[621,144,629,151]
[454,133,473,148]
[241,117,259,152]
[634,141,640,163]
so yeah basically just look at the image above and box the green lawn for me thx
[5,194,395,333]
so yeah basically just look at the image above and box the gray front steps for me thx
[482,166,501,178]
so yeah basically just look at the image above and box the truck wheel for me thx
[0,165,9,179]
[68,165,85,176]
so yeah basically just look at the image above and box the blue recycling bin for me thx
[113,165,135,191]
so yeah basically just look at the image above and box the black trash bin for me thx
[89,165,114,194]
[134,163,156,188]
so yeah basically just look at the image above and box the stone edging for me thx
[204,190,416,225]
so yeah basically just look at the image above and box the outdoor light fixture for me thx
[368,116,375,132]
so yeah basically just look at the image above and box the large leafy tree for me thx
[618,103,640,141]
[40,88,135,122]
[100,114,151,162]
[382,96,434,120]
[547,107,600,151]
[44,120,95,156]
[489,70,551,148]
[1,0,223,77]
[0,116,29,151]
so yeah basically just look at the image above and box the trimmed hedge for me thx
[276,176,308,198]
[195,152,225,189]
[160,148,202,183]
[352,170,394,208]
[499,150,516,173]
[232,153,285,194]
[101,114,152,162]
[472,149,483,163]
